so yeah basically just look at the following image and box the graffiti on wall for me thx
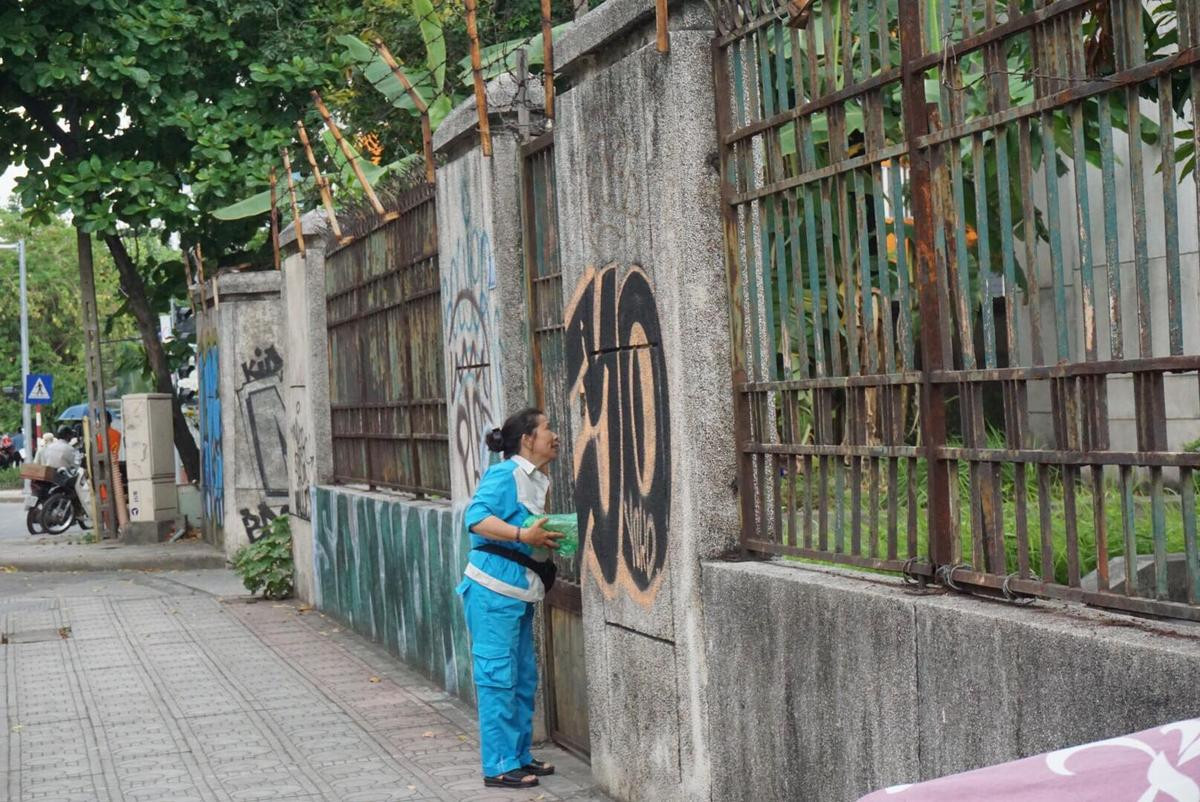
[236,340,290,541]
[565,264,671,608]
[289,399,314,520]
[199,343,224,531]
[446,174,498,497]
[240,499,289,542]
[312,487,474,704]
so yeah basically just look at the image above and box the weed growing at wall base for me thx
[232,515,294,600]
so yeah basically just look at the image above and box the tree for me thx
[0,209,141,433]
[0,0,351,480]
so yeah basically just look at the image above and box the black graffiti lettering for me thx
[241,501,290,543]
[565,264,670,604]
[240,344,284,383]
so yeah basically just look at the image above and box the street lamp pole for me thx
[0,240,31,460]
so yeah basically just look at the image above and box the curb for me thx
[0,543,228,572]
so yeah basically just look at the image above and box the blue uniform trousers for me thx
[462,582,537,777]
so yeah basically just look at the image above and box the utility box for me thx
[121,394,178,543]
[122,393,174,481]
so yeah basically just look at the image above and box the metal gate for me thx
[521,131,590,755]
[325,183,450,496]
[713,0,1200,620]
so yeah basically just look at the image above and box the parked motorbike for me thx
[0,441,22,469]
[26,467,90,535]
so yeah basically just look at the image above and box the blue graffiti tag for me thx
[200,345,224,527]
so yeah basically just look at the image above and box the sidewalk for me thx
[1,569,605,801]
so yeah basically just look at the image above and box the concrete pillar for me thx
[209,269,290,556]
[553,3,738,799]
[280,213,335,602]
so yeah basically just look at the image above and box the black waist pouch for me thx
[472,543,557,594]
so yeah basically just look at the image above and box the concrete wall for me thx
[311,486,474,703]
[703,561,1200,802]
[553,3,739,799]
[207,270,290,555]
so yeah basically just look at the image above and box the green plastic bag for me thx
[522,513,580,557]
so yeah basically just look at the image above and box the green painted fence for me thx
[312,486,474,704]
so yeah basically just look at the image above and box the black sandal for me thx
[483,770,539,788]
[521,759,555,776]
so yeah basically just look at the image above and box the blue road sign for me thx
[25,374,53,405]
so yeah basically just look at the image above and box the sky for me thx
[0,164,24,208]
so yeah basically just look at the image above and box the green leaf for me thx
[411,0,445,91]
[455,23,571,88]
[211,175,312,220]
[428,95,453,130]
[336,33,375,64]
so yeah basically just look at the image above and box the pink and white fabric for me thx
[858,719,1200,802]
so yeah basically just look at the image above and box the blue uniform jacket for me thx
[456,458,546,602]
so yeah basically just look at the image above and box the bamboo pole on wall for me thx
[540,0,555,121]
[180,247,197,318]
[656,0,669,53]
[280,147,306,256]
[269,167,281,270]
[311,90,388,215]
[374,39,437,184]
[465,0,493,157]
[516,49,530,141]
[296,120,346,242]
[194,244,217,311]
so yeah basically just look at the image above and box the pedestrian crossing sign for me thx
[25,374,53,405]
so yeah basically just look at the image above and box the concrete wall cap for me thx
[313,483,452,512]
[210,269,282,297]
[433,71,547,154]
[555,0,714,76]
[704,559,1200,646]
[280,209,331,251]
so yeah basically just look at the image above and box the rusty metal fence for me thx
[714,0,1200,620]
[325,183,451,495]
[522,132,577,518]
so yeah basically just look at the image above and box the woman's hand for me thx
[522,517,564,550]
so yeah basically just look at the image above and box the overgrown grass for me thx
[775,440,1196,586]
[0,467,21,490]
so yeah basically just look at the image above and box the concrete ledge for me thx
[211,269,281,299]
[0,539,227,572]
[702,560,1200,802]
[433,72,546,155]
[555,0,713,76]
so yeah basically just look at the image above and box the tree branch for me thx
[14,89,79,158]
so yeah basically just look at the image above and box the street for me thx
[0,504,602,802]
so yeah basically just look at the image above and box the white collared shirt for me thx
[511,454,550,516]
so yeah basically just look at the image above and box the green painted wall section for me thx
[312,486,475,705]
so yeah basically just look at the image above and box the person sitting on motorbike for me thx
[34,427,92,521]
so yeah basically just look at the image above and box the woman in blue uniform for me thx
[458,407,564,789]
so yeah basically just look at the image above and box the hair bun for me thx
[484,428,505,453]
